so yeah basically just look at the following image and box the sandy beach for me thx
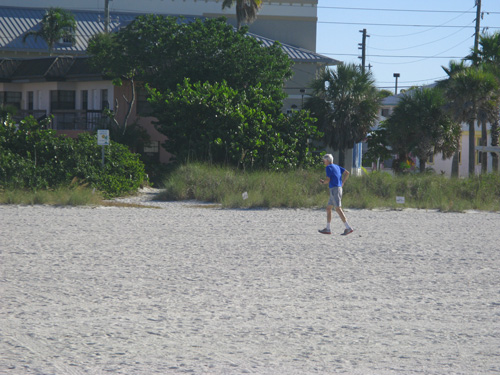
[1,192,499,374]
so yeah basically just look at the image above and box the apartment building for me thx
[0,1,338,164]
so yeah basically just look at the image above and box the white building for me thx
[376,89,499,177]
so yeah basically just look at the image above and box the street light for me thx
[393,73,400,95]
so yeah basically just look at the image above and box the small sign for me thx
[242,192,248,200]
[396,196,405,204]
[97,129,110,146]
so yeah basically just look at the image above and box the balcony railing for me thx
[13,109,111,131]
[13,110,48,123]
[50,110,111,131]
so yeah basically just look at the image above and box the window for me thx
[28,91,34,110]
[476,137,484,164]
[50,90,75,110]
[143,141,160,162]
[143,141,159,154]
[101,89,109,110]
[0,91,22,109]
[381,108,390,117]
[81,90,88,110]
[58,27,75,45]
[137,87,153,116]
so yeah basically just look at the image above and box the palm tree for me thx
[384,87,461,173]
[22,7,76,56]
[440,63,499,177]
[466,32,500,173]
[222,0,263,30]
[304,64,380,167]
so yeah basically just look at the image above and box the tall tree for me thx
[88,16,293,115]
[304,64,380,167]
[466,32,500,173]
[22,7,76,56]
[222,0,263,30]
[88,32,142,146]
[384,87,461,173]
[440,63,499,177]
[439,61,468,177]
[88,15,311,168]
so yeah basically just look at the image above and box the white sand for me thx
[1,192,499,374]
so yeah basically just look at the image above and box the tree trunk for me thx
[338,148,345,168]
[451,151,459,177]
[420,159,426,173]
[481,119,488,174]
[468,119,476,178]
[491,120,499,173]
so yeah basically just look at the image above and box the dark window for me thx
[476,138,483,164]
[137,87,153,116]
[50,90,76,110]
[0,91,22,109]
[144,141,159,154]
[81,90,88,110]
[101,89,109,110]
[381,108,390,117]
[28,91,34,110]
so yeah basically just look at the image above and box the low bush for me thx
[159,163,500,211]
[0,116,146,198]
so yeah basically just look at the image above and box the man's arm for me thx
[341,170,350,186]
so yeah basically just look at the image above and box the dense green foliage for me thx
[88,16,292,107]
[440,62,500,177]
[304,64,381,166]
[159,163,500,211]
[373,87,461,173]
[0,116,146,197]
[150,79,321,169]
[88,16,321,169]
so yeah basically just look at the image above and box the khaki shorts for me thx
[328,186,342,207]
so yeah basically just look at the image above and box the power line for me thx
[317,21,499,29]
[368,25,472,51]
[317,5,500,15]
[318,52,464,59]
[378,76,448,84]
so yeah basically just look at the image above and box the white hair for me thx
[323,154,334,163]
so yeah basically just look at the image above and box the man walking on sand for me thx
[319,154,354,236]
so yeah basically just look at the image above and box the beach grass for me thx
[0,187,104,206]
[158,163,500,212]
[3,164,499,211]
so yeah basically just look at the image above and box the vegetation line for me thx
[2,164,499,212]
[158,163,500,212]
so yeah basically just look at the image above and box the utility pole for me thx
[104,0,111,33]
[358,29,369,74]
[393,73,400,95]
[473,0,481,65]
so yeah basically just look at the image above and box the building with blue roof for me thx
[0,1,341,164]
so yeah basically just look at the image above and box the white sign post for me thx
[97,130,110,167]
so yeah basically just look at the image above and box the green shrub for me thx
[0,116,146,198]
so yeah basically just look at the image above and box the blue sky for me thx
[316,0,500,93]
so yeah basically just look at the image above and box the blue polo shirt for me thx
[326,164,345,188]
